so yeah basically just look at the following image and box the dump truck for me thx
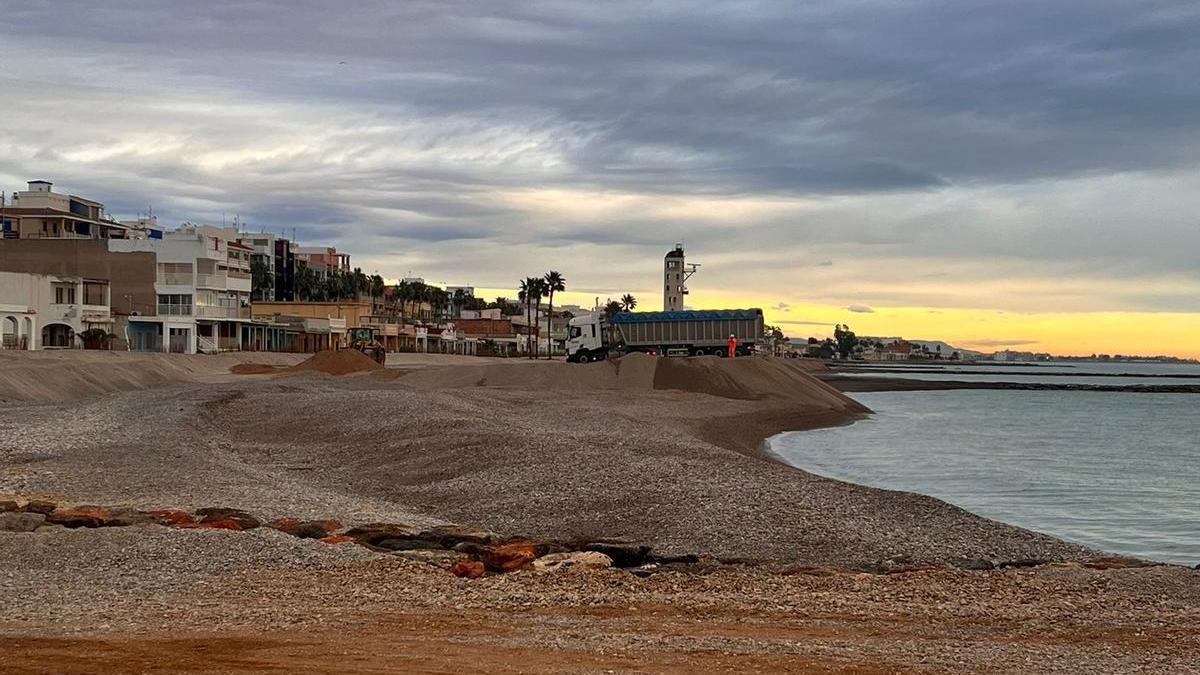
[565,309,763,362]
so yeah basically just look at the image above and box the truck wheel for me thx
[575,350,589,363]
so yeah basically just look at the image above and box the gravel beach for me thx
[1,350,1197,673]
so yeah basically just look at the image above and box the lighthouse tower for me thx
[663,243,690,311]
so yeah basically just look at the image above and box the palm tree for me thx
[518,278,532,356]
[529,277,548,358]
[452,288,467,317]
[603,299,624,320]
[543,271,565,359]
[620,293,638,312]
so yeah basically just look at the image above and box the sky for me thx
[2,1,1198,358]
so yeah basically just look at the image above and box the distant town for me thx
[3,178,1195,364]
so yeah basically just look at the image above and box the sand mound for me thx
[287,349,384,376]
[230,363,284,375]
[402,354,862,412]
[653,356,851,406]
[0,351,305,403]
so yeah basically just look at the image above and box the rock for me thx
[651,553,701,565]
[376,538,445,552]
[147,509,195,527]
[196,508,260,531]
[46,506,116,528]
[0,500,20,513]
[582,542,651,567]
[950,557,996,572]
[0,512,46,532]
[483,542,544,573]
[320,534,355,545]
[20,500,57,515]
[451,561,486,579]
[532,551,613,572]
[102,508,157,527]
[420,524,498,547]
[999,558,1047,569]
[391,550,471,570]
[268,518,336,539]
[343,523,420,547]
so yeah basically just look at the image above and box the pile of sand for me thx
[229,363,284,375]
[286,349,384,376]
[401,354,861,412]
[0,351,303,403]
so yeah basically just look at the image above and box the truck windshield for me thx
[568,326,581,339]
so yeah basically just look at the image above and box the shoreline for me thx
[822,373,1200,393]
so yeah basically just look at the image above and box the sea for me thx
[769,361,1200,565]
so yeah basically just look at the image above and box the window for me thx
[82,282,107,306]
[667,260,678,269]
[568,326,581,339]
[157,294,193,316]
[666,284,670,291]
[53,283,76,304]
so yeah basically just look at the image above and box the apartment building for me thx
[110,225,254,353]
[1,180,149,240]
[237,232,297,301]
[0,239,157,350]
[0,271,112,350]
[294,245,350,275]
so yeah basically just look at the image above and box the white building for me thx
[109,225,253,353]
[0,271,112,350]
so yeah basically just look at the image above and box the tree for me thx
[518,278,533,357]
[620,293,638,312]
[833,323,858,360]
[369,274,384,302]
[528,277,548,358]
[602,299,624,320]
[250,257,274,301]
[543,270,566,359]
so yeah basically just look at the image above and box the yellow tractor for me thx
[348,327,386,365]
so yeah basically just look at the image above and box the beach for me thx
[2,350,1198,672]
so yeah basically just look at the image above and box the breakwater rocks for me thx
[0,497,1160,578]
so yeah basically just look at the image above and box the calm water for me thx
[770,389,1200,565]
[840,360,1200,387]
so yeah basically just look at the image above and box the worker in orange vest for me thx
[728,333,738,358]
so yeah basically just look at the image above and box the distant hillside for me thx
[866,337,985,359]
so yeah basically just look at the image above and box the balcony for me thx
[195,273,225,289]
[158,273,193,286]
[195,305,250,319]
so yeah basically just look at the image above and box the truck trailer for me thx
[565,308,763,362]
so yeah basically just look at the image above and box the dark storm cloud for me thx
[2,1,1200,310]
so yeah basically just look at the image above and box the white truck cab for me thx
[566,314,607,362]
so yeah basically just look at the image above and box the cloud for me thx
[1,1,1200,319]
[776,319,832,327]
[773,302,791,312]
[965,339,1039,347]
[847,304,875,314]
